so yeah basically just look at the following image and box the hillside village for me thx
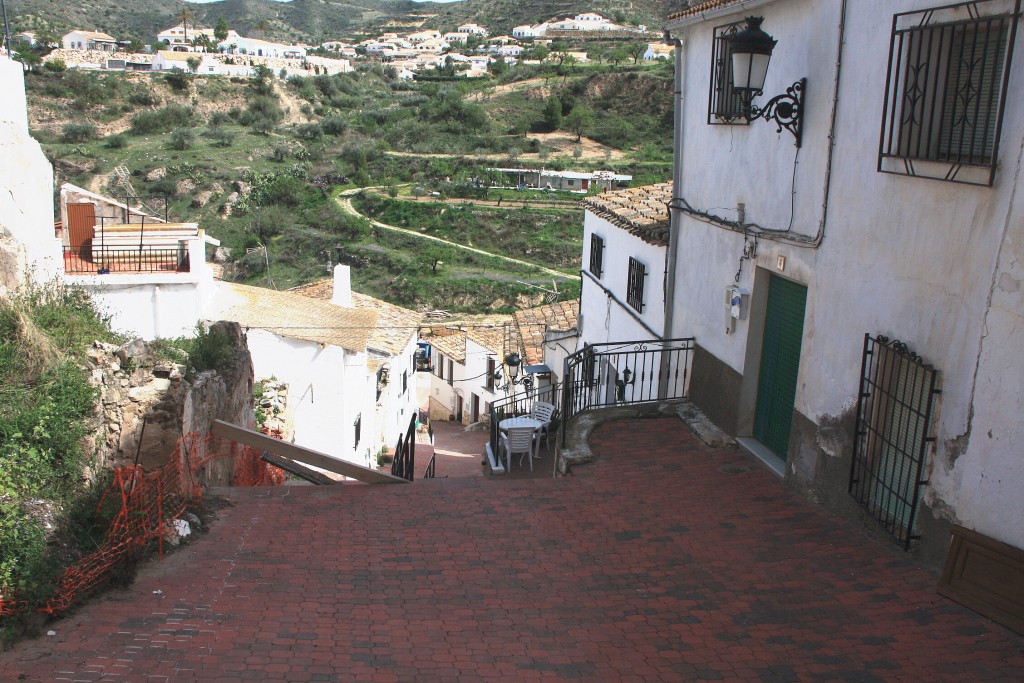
[2,0,1024,678]
[39,11,670,81]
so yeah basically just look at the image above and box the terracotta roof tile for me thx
[289,279,421,356]
[668,0,745,21]
[466,326,507,357]
[208,283,377,353]
[582,183,673,246]
[513,299,580,366]
[427,329,467,363]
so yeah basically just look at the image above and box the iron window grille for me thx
[708,20,750,125]
[589,234,605,278]
[354,413,362,450]
[849,334,941,550]
[402,370,408,394]
[626,257,647,313]
[878,0,1021,186]
[436,353,445,380]
[447,358,454,386]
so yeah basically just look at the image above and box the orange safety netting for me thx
[0,430,283,619]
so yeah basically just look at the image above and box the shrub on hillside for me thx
[60,123,97,143]
[130,105,193,135]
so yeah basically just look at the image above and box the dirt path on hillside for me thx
[335,188,576,279]
[384,131,626,163]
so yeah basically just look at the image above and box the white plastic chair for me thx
[530,402,556,453]
[500,426,537,472]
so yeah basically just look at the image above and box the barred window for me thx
[708,20,749,125]
[353,413,362,450]
[486,357,496,390]
[878,1,1019,186]
[626,257,647,313]
[589,234,605,278]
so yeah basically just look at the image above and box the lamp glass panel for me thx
[731,51,770,92]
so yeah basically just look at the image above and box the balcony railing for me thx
[561,338,695,447]
[63,245,190,274]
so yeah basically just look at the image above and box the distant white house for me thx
[643,43,674,61]
[443,32,467,44]
[62,30,118,52]
[157,25,241,51]
[457,23,489,37]
[489,168,631,192]
[512,24,549,39]
[152,51,218,73]
[407,30,442,44]
[218,36,306,59]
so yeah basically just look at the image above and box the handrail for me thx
[561,338,695,447]
[391,412,418,481]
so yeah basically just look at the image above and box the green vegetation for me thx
[0,285,120,634]
[24,55,671,312]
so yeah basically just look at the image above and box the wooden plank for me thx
[938,524,1024,635]
[212,420,408,485]
[260,451,337,486]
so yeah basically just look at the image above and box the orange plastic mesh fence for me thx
[0,431,282,618]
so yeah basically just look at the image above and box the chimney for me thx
[331,264,353,308]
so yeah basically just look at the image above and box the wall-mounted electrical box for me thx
[725,285,750,334]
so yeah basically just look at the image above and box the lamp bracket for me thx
[749,78,805,148]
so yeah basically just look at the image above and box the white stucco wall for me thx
[0,56,61,290]
[667,0,1024,548]
[66,239,215,340]
[369,336,419,454]
[580,211,666,346]
[246,329,371,466]
[460,337,501,421]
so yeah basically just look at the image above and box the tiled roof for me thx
[426,329,467,363]
[289,279,421,356]
[514,299,580,365]
[466,326,506,357]
[582,183,673,247]
[207,283,376,353]
[668,0,745,21]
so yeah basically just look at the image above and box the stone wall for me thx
[84,322,254,485]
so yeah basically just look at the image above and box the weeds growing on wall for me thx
[0,283,121,641]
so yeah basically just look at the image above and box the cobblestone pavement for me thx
[2,417,1022,682]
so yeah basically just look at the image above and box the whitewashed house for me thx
[513,24,549,40]
[457,24,489,37]
[152,51,219,73]
[579,184,671,347]
[513,299,580,389]
[643,43,674,61]
[207,266,419,468]
[57,184,219,340]
[662,0,1024,568]
[426,329,468,422]
[0,56,62,293]
[218,37,306,59]
[61,30,117,51]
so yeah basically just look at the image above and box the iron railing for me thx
[561,338,695,447]
[422,420,436,479]
[849,334,940,550]
[391,413,418,481]
[63,245,190,274]
[488,383,560,466]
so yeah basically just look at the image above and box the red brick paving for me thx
[2,417,1022,681]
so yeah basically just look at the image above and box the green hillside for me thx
[5,0,694,44]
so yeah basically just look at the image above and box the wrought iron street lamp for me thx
[725,16,805,147]
[495,351,533,392]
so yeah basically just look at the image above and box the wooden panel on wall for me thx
[938,524,1024,635]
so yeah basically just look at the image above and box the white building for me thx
[513,299,580,388]
[0,56,62,294]
[490,168,631,192]
[580,184,671,347]
[643,43,674,61]
[457,24,489,37]
[61,30,117,52]
[512,24,549,40]
[407,30,442,44]
[152,51,219,74]
[208,266,419,469]
[218,36,306,59]
[157,25,241,50]
[57,184,219,340]
[662,0,1024,565]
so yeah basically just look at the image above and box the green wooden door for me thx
[753,275,808,460]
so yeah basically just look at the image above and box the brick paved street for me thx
[1,417,1022,681]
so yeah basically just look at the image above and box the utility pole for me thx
[2,0,12,59]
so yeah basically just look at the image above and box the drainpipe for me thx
[663,31,686,342]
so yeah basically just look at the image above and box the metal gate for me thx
[849,334,940,549]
